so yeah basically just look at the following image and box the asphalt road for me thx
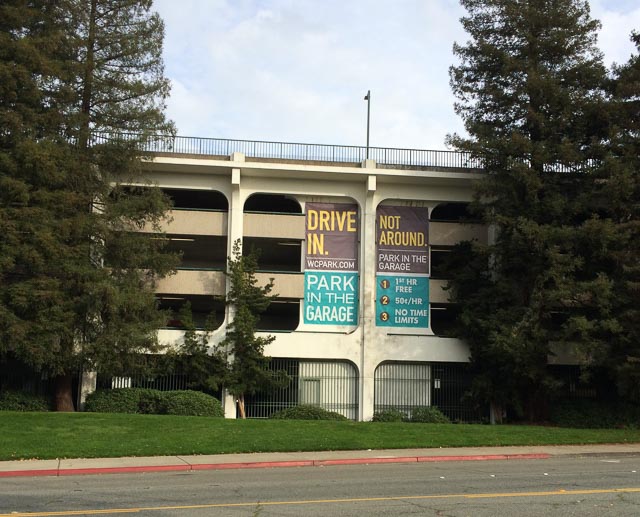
[2,455,640,516]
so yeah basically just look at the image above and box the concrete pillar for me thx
[359,173,378,421]
[228,167,243,253]
[77,370,97,411]
[223,391,237,419]
[221,165,244,419]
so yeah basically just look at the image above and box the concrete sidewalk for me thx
[2,443,640,478]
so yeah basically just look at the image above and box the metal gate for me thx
[430,363,483,422]
[374,362,431,418]
[374,361,483,422]
[245,358,359,420]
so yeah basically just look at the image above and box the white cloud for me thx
[591,1,640,67]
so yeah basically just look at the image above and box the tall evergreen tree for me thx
[0,0,177,410]
[220,241,288,419]
[446,0,610,420]
[587,32,640,399]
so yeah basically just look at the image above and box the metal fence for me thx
[99,373,194,392]
[91,133,602,174]
[0,367,53,397]
[91,132,483,170]
[431,363,484,422]
[244,358,359,420]
[374,362,431,415]
[375,361,484,423]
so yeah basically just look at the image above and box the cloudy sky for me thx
[153,0,639,150]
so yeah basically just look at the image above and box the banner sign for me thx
[376,206,429,274]
[304,271,358,325]
[376,206,430,328]
[376,275,430,327]
[304,202,359,326]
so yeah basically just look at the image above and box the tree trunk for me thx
[78,0,97,150]
[54,373,75,412]
[490,401,504,424]
[237,394,246,419]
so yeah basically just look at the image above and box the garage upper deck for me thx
[94,133,484,173]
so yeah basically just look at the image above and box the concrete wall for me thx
[143,153,483,420]
[244,213,305,238]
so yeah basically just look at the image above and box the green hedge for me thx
[372,407,451,423]
[269,405,348,421]
[85,389,223,417]
[372,409,406,422]
[163,391,223,417]
[0,390,50,411]
[410,406,450,424]
[84,388,156,414]
[550,399,640,429]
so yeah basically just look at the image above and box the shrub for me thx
[410,406,450,424]
[0,390,50,411]
[372,409,406,422]
[85,388,161,414]
[270,405,348,421]
[550,399,640,429]
[163,390,224,417]
[137,390,166,415]
[84,388,224,417]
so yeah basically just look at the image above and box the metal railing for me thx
[91,132,483,170]
[98,372,194,392]
[91,132,601,174]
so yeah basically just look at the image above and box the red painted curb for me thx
[191,460,314,470]
[0,469,59,478]
[0,453,551,478]
[508,453,550,460]
[57,464,191,476]
[315,456,418,466]
[418,454,509,462]
[418,453,550,462]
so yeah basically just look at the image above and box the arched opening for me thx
[374,361,431,417]
[374,361,481,422]
[244,359,359,420]
[163,188,228,211]
[430,202,472,222]
[156,294,224,329]
[244,194,302,214]
[257,299,300,332]
[430,303,459,337]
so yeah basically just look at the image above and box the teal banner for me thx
[376,275,429,328]
[304,202,360,327]
[304,271,359,325]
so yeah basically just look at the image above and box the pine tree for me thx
[167,302,226,393]
[588,32,640,399]
[446,0,610,420]
[220,240,288,419]
[0,0,177,410]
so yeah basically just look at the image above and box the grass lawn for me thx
[2,412,640,461]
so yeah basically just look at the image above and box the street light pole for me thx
[364,90,370,159]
